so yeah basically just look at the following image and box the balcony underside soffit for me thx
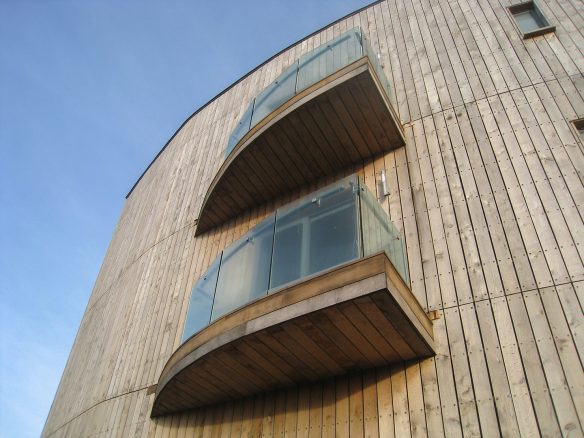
[195,58,405,236]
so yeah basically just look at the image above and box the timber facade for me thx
[43,0,584,436]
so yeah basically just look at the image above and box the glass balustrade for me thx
[181,256,221,338]
[181,175,409,343]
[224,27,394,158]
[361,33,395,106]
[296,29,362,92]
[270,179,360,289]
[211,214,275,321]
[250,61,299,127]
[359,184,409,283]
[225,101,254,157]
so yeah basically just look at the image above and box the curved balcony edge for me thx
[195,56,405,236]
[152,252,434,417]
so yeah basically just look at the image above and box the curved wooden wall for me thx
[43,0,584,436]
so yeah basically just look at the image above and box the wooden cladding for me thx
[43,0,584,434]
[152,252,434,416]
[195,57,405,236]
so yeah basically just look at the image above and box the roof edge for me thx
[125,0,383,199]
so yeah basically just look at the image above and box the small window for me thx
[508,1,555,39]
[573,119,584,143]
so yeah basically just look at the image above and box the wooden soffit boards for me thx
[152,252,434,417]
[195,57,405,236]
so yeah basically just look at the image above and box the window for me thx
[508,1,555,38]
[573,119,584,143]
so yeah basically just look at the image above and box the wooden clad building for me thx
[43,0,584,436]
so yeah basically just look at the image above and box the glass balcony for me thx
[181,175,409,343]
[224,27,393,158]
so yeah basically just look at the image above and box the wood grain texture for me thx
[43,0,584,436]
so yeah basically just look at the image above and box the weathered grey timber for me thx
[43,0,584,436]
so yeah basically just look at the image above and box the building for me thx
[43,0,584,436]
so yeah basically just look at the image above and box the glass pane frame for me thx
[572,119,584,144]
[270,176,362,290]
[508,1,555,39]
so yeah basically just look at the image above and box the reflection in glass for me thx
[514,9,545,33]
[226,101,255,157]
[361,34,395,106]
[360,185,409,284]
[181,175,410,345]
[181,255,221,342]
[270,178,360,289]
[224,27,397,158]
[269,222,303,287]
[211,215,276,321]
[296,29,362,92]
[251,61,299,127]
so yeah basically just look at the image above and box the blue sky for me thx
[0,1,372,436]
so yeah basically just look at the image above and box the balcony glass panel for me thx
[250,61,299,128]
[224,27,396,158]
[270,178,360,289]
[360,185,409,284]
[296,29,362,92]
[226,101,255,157]
[181,255,221,342]
[361,34,395,105]
[181,175,409,343]
[211,214,275,321]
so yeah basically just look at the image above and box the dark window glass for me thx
[514,9,545,33]
[360,185,410,284]
[308,202,358,273]
[296,29,362,92]
[270,223,303,287]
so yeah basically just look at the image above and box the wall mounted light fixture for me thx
[376,170,389,200]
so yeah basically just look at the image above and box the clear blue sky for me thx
[0,1,372,436]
